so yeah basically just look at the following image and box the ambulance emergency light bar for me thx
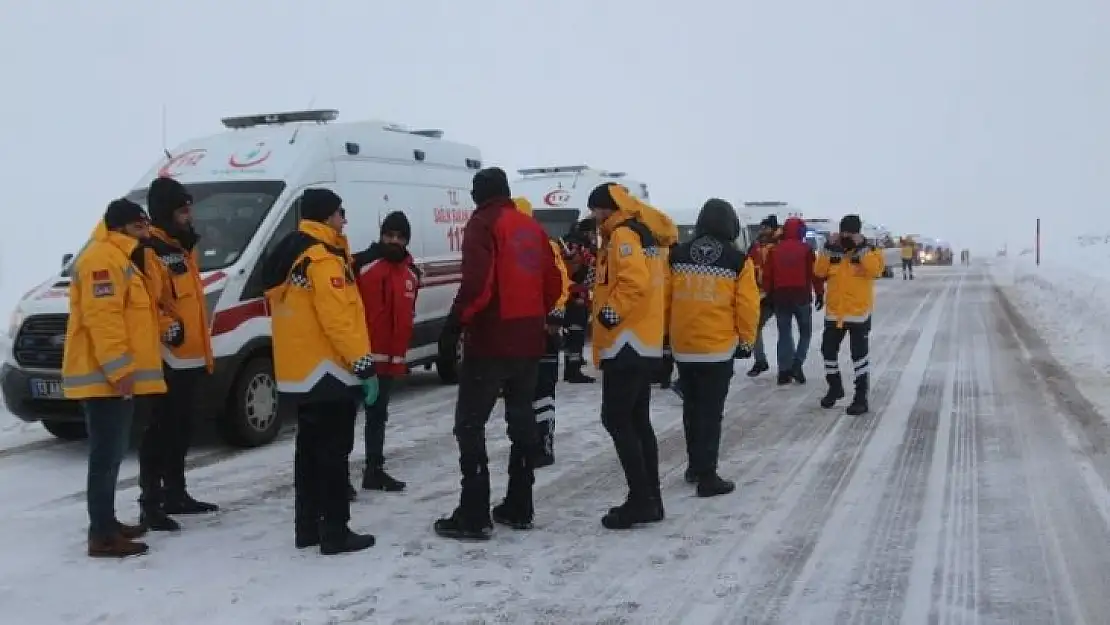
[221,109,340,129]
[517,165,627,178]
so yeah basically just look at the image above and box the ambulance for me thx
[2,109,479,446]
[510,165,651,238]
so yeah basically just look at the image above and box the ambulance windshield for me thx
[125,180,287,271]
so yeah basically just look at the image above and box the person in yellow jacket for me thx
[814,214,885,415]
[512,197,570,467]
[587,182,677,530]
[899,236,916,280]
[63,199,166,558]
[133,176,219,532]
[259,188,376,556]
[668,198,761,497]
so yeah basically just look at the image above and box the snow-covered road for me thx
[3,266,1110,625]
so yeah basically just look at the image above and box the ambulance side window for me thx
[241,204,300,300]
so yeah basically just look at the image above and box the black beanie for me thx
[300,188,343,222]
[586,183,618,211]
[104,198,149,230]
[380,211,412,242]
[470,167,511,206]
[147,176,192,226]
[840,214,862,234]
[760,214,779,229]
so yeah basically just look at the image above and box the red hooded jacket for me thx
[356,243,420,376]
[763,217,825,307]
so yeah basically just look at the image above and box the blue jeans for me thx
[752,299,774,364]
[775,303,813,371]
[83,397,134,540]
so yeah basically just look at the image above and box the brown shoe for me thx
[116,521,147,540]
[88,534,149,558]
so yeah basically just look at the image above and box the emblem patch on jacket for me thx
[330,276,344,288]
[92,282,114,298]
[618,243,632,257]
[91,270,110,281]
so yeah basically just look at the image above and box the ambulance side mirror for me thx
[61,253,74,268]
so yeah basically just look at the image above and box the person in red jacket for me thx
[352,211,420,493]
[434,167,564,541]
[762,217,825,384]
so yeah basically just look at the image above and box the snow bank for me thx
[991,239,1110,411]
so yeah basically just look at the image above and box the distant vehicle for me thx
[510,165,650,239]
[3,108,479,445]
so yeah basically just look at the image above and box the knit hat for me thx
[470,167,511,206]
[300,188,343,222]
[839,214,862,234]
[586,183,618,211]
[104,198,150,230]
[760,214,779,229]
[380,210,412,242]
[147,176,192,226]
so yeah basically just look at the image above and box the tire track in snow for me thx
[746,274,953,625]
[655,275,953,625]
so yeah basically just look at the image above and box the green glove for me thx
[361,376,379,407]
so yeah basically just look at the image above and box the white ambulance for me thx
[510,165,651,237]
[2,109,478,446]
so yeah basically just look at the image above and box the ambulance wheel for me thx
[436,336,463,384]
[42,419,87,441]
[222,356,282,447]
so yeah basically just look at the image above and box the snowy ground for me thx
[5,266,1110,624]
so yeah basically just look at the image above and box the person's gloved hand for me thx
[162,320,185,347]
[360,376,379,407]
[734,342,753,359]
[438,312,462,363]
[814,295,824,311]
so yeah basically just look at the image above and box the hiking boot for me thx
[433,509,493,541]
[164,492,218,515]
[696,474,736,498]
[491,501,534,530]
[88,534,149,558]
[746,361,769,377]
[140,507,181,532]
[820,374,845,409]
[115,521,147,540]
[601,497,664,530]
[362,468,406,492]
[776,371,793,385]
[792,362,806,384]
[319,526,375,555]
[846,376,870,416]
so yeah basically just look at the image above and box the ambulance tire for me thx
[42,419,87,441]
[221,356,283,448]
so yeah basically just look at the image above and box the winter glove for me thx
[360,376,380,407]
[734,342,753,359]
[162,320,185,347]
[814,295,824,311]
[597,305,621,330]
[438,312,462,364]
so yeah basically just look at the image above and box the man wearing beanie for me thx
[259,187,377,555]
[352,210,420,493]
[135,176,218,532]
[63,199,166,557]
[434,167,563,540]
[813,213,885,415]
[745,215,781,378]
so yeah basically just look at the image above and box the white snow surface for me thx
[5,266,1110,623]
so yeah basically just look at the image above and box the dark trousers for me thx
[295,399,358,529]
[363,376,396,468]
[454,357,540,522]
[600,360,660,502]
[820,318,871,396]
[138,366,202,506]
[83,397,135,540]
[676,361,734,477]
[563,298,589,373]
[535,334,560,465]
[775,303,813,371]
[901,259,914,276]
[752,299,774,364]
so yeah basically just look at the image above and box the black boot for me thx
[563,355,595,383]
[791,361,806,384]
[163,491,219,515]
[319,523,375,555]
[434,508,494,541]
[696,473,736,498]
[820,374,845,409]
[494,446,535,529]
[601,497,664,530]
[776,371,793,385]
[140,505,181,532]
[846,376,869,416]
[534,418,555,469]
[362,459,406,492]
[295,518,321,549]
[746,361,769,377]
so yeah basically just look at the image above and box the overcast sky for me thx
[1,0,1107,313]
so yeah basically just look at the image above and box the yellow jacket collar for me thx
[298,220,349,253]
[93,220,140,258]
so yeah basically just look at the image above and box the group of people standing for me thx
[61,165,885,558]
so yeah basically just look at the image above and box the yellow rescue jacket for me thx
[591,185,678,365]
[814,244,885,327]
[62,222,168,399]
[900,239,916,260]
[262,220,372,398]
[147,227,214,372]
[513,197,570,316]
[668,237,761,361]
